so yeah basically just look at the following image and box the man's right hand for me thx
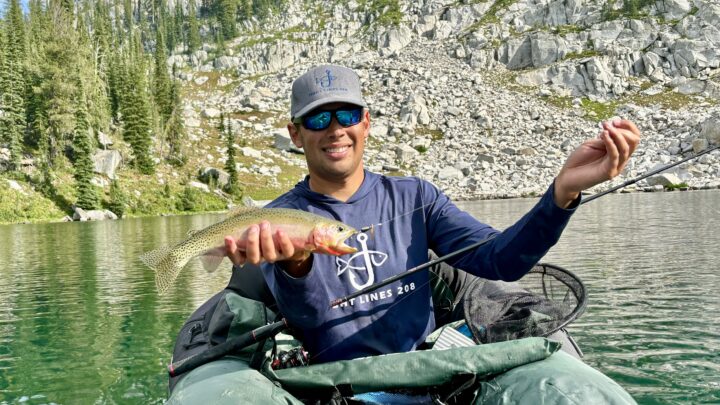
[224,220,313,277]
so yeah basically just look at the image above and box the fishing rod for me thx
[582,144,719,203]
[330,144,719,307]
[168,319,288,377]
[168,145,718,376]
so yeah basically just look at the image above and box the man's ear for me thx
[287,123,303,148]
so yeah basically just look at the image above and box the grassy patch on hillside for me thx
[357,0,404,27]
[234,24,311,49]
[0,179,66,224]
[416,127,444,141]
[464,0,519,31]
[562,49,600,60]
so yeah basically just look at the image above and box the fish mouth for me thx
[333,228,359,254]
[317,228,358,256]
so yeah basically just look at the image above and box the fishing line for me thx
[359,200,437,233]
[332,144,720,307]
[169,145,718,374]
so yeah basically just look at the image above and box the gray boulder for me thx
[646,173,683,187]
[700,116,720,143]
[93,149,122,179]
[198,167,229,188]
[73,207,118,221]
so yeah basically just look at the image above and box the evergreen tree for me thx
[223,115,240,196]
[164,68,186,166]
[186,0,201,54]
[173,3,184,53]
[72,80,100,210]
[123,0,134,33]
[35,2,80,165]
[108,179,127,218]
[120,39,154,175]
[93,1,113,81]
[238,0,253,20]
[0,0,28,171]
[215,0,238,41]
[163,3,177,53]
[154,27,173,125]
[60,0,73,14]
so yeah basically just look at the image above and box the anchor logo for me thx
[315,69,336,88]
[336,233,388,291]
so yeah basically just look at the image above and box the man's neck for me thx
[308,170,365,202]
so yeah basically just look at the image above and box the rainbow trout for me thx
[140,207,358,294]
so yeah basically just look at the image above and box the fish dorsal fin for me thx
[186,229,199,237]
[226,206,259,218]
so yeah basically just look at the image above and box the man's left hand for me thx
[554,119,641,208]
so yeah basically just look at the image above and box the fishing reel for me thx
[271,347,309,370]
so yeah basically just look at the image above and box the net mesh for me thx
[463,263,587,344]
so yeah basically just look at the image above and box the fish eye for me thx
[337,225,345,232]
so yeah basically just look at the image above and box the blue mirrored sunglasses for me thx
[294,107,364,131]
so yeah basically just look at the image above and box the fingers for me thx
[599,129,620,178]
[245,224,261,264]
[259,221,278,263]
[225,236,246,266]
[228,223,299,266]
[602,118,642,177]
[251,221,294,264]
[276,229,296,260]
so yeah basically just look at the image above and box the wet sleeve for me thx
[424,179,578,281]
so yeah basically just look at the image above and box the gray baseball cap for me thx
[290,64,367,119]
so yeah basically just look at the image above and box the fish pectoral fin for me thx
[199,247,227,273]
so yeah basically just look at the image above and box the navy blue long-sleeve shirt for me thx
[261,170,577,363]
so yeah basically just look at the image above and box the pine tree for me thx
[238,0,253,20]
[164,70,186,166]
[223,115,240,196]
[216,0,238,41]
[154,27,173,125]
[108,179,127,218]
[60,0,73,14]
[123,0,134,33]
[0,0,28,172]
[186,0,201,55]
[73,80,100,210]
[93,1,113,83]
[120,39,154,175]
[36,2,81,165]
[173,3,184,53]
[163,3,177,53]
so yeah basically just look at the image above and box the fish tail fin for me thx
[139,246,183,295]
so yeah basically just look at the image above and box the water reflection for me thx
[0,190,717,403]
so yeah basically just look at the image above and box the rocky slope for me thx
[138,0,720,200]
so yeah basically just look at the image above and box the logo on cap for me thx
[315,69,336,88]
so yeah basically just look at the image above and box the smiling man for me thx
[224,64,641,364]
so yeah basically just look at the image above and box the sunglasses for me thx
[294,107,364,131]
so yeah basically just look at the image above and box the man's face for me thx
[288,103,370,183]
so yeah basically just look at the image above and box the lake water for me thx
[0,190,718,404]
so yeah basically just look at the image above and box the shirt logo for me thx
[336,233,388,291]
[315,69,336,88]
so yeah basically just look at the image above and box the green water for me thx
[0,190,718,404]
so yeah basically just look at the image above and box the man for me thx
[224,64,640,364]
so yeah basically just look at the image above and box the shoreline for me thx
[3,186,718,226]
